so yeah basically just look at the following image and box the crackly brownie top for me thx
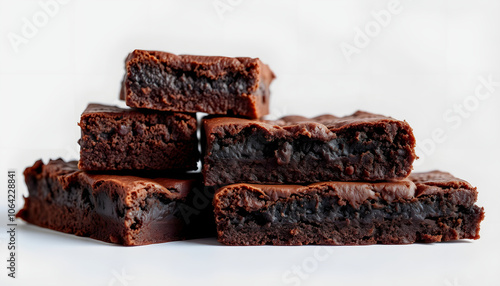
[409,170,473,189]
[82,103,133,115]
[215,171,478,209]
[125,49,275,84]
[25,159,198,200]
[82,103,195,118]
[204,111,414,141]
[277,111,404,129]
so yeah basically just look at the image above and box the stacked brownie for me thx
[18,49,484,246]
[17,49,274,246]
[206,114,484,245]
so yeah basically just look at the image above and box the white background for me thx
[1,0,499,285]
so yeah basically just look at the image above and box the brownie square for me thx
[202,111,417,186]
[17,159,212,246]
[120,50,275,119]
[78,103,198,171]
[213,171,484,245]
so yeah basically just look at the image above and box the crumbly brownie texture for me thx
[120,50,275,118]
[17,159,209,246]
[78,103,198,171]
[202,111,417,186]
[213,171,484,246]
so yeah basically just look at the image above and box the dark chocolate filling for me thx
[206,123,413,184]
[229,194,469,225]
[128,61,258,98]
[216,189,483,245]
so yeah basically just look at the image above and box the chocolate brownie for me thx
[120,50,275,118]
[17,159,213,246]
[78,103,198,171]
[202,111,417,186]
[213,171,485,245]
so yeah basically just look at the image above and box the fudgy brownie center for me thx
[225,192,471,226]
[128,61,257,98]
[206,123,413,183]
